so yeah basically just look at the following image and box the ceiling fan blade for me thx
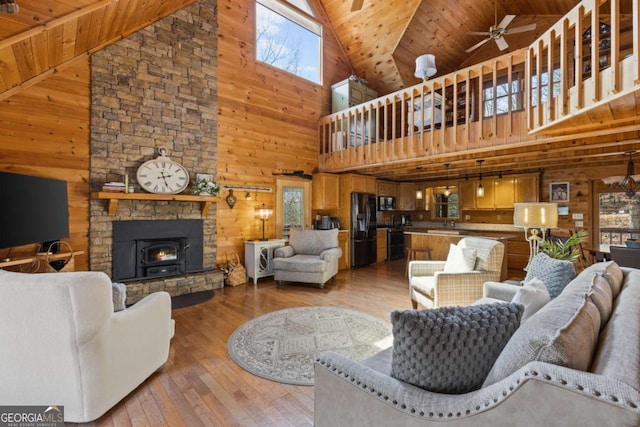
[466,38,491,53]
[468,31,490,36]
[504,23,537,35]
[351,0,364,11]
[497,14,516,29]
[495,36,509,51]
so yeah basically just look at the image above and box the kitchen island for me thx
[404,229,517,281]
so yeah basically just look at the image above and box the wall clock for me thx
[136,148,189,194]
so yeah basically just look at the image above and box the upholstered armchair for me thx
[408,237,505,309]
[0,269,175,423]
[272,228,342,288]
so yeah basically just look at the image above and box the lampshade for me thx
[513,203,559,228]
[414,54,437,81]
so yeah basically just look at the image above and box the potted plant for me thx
[192,178,221,196]
[539,230,588,262]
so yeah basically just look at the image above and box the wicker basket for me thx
[37,241,75,273]
[224,252,247,286]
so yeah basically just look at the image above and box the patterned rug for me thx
[227,306,393,386]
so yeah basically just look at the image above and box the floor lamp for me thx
[513,202,558,270]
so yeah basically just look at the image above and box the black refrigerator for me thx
[350,192,377,268]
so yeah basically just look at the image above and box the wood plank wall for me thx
[215,0,351,264]
[0,58,90,270]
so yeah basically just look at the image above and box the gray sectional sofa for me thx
[314,262,640,426]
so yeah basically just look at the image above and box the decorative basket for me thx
[224,252,247,287]
[37,241,75,273]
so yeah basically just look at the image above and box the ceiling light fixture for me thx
[444,163,451,197]
[476,159,485,197]
[602,151,640,197]
[414,54,437,82]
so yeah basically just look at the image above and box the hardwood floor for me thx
[78,260,410,426]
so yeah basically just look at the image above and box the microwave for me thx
[378,196,396,211]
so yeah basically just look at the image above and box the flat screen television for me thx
[0,171,70,250]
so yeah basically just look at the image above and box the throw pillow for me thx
[511,278,550,322]
[588,274,613,330]
[443,244,477,273]
[112,282,127,312]
[390,302,523,394]
[601,261,624,298]
[484,293,600,386]
[524,252,576,298]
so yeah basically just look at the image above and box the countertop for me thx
[403,229,517,240]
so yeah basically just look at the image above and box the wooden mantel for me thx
[91,192,217,216]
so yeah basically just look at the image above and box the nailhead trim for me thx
[315,358,640,417]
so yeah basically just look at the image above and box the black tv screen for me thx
[0,171,70,250]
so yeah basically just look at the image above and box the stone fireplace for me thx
[88,1,223,304]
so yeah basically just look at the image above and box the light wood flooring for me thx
[76,259,410,426]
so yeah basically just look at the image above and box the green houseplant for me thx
[539,230,588,262]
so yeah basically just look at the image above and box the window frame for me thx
[482,74,523,119]
[255,0,323,84]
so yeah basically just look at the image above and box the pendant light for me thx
[477,159,485,197]
[444,163,451,196]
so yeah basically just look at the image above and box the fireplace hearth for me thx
[112,220,204,282]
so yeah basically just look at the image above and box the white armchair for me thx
[0,269,175,422]
[408,237,505,309]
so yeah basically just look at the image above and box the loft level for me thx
[317,0,640,173]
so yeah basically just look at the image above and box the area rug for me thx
[227,306,393,385]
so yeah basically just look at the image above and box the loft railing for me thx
[318,0,640,172]
[527,0,639,132]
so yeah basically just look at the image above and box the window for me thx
[256,0,322,84]
[483,77,521,118]
[275,178,312,239]
[530,69,561,107]
[596,189,640,246]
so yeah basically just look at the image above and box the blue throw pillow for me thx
[390,303,523,394]
[524,253,576,298]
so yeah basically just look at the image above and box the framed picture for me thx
[550,182,570,202]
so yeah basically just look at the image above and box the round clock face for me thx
[136,155,189,194]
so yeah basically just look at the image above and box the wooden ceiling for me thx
[0,0,638,181]
[319,0,586,94]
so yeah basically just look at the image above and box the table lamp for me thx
[256,204,273,241]
[513,202,558,270]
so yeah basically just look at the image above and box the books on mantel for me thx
[102,182,126,192]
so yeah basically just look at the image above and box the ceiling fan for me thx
[351,0,364,12]
[465,2,536,53]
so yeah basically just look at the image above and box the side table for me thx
[244,239,286,285]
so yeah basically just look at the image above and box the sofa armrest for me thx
[320,247,343,261]
[433,271,502,307]
[274,246,295,258]
[314,352,640,427]
[408,260,446,279]
[483,281,522,301]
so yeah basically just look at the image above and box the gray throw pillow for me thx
[390,303,524,394]
[524,252,575,298]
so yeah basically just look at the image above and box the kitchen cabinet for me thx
[460,174,539,209]
[416,186,431,211]
[377,180,397,197]
[337,230,350,270]
[514,174,539,202]
[398,183,417,211]
[312,173,339,210]
[458,180,476,210]
[376,229,387,263]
